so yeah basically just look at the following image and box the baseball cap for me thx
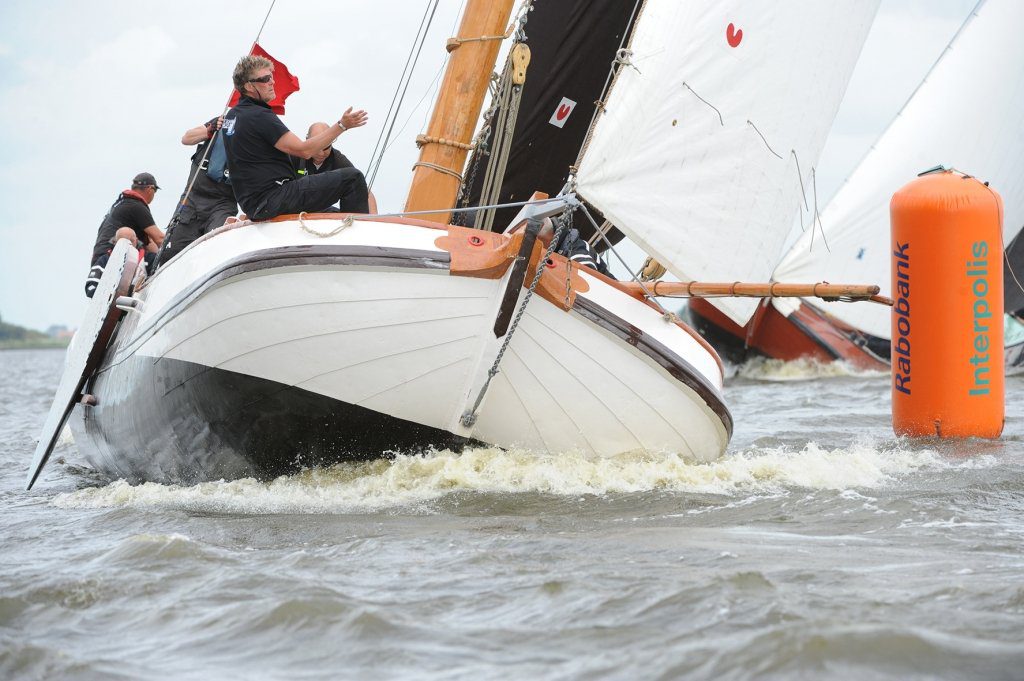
[132,172,161,190]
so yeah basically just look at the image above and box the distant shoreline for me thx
[0,339,70,351]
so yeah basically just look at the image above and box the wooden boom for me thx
[619,281,893,305]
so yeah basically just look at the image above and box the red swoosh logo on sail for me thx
[726,23,743,48]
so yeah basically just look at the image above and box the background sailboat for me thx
[693,0,1024,369]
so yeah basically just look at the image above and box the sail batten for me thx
[576,1,879,324]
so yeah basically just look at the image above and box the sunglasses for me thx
[248,74,274,84]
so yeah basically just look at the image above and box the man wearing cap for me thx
[222,55,370,221]
[84,173,164,297]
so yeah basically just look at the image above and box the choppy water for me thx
[2,348,1023,680]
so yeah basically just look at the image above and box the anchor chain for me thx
[460,215,569,427]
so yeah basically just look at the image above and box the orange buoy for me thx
[890,169,1004,438]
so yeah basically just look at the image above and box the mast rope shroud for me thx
[411,161,463,182]
[154,0,278,268]
[474,41,531,231]
[416,135,475,151]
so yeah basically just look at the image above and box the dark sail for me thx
[461,0,637,242]
[1004,228,1024,314]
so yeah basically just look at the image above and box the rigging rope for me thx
[572,0,646,171]
[367,0,441,190]
[578,202,672,318]
[451,2,534,231]
[154,0,277,268]
[473,46,528,231]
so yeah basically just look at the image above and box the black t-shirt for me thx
[90,192,155,263]
[292,148,355,176]
[222,96,293,215]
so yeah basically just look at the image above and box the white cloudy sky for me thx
[0,0,977,331]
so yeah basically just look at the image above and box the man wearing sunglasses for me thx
[223,55,370,221]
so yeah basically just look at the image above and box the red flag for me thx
[228,43,300,115]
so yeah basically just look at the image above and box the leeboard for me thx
[26,239,137,489]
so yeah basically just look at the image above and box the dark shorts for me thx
[156,197,237,267]
[251,168,369,221]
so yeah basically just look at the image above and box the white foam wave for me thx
[736,356,887,382]
[51,441,962,514]
[57,424,75,447]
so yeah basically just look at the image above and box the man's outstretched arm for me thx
[275,107,368,159]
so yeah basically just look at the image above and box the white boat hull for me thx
[70,216,730,483]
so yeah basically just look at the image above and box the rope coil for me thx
[415,134,475,151]
[297,212,353,238]
[411,161,463,182]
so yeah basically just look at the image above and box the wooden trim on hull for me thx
[574,296,733,438]
[74,355,476,485]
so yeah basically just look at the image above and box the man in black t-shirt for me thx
[290,122,378,212]
[223,55,370,221]
[84,172,164,297]
[292,122,356,176]
[155,116,239,266]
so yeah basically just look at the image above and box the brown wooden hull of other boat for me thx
[687,298,889,371]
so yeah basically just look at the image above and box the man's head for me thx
[233,55,275,102]
[306,122,332,165]
[131,172,160,204]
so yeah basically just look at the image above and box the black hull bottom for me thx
[684,305,751,366]
[71,354,471,485]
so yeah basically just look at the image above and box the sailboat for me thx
[27,0,880,488]
[689,0,1024,372]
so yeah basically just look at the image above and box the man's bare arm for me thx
[143,225,164,248]
[181,117,223,145]
[275,107,368,159]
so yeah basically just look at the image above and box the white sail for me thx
[576,1,878,324]
[772,0,1024,341]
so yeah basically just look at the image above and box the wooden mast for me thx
[403,0,516,223]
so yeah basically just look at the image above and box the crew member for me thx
[85,173,164,297]
[156,116,239,266]
[292,122,378,212]
[222,55,370,220]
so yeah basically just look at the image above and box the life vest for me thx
[204,132,232,185]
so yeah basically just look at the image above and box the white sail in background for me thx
[576,1,878,324]
[773,0,1024,341]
